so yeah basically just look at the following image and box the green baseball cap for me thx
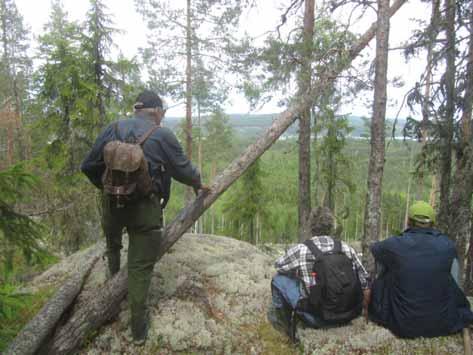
[408,201,435,224]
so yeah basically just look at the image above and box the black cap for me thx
[134,90,163,110]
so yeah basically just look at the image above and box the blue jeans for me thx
[271,274,327,328]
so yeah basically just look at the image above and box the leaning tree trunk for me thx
[20,3,407,354]
[362,0,390,275]
[297,0,315,242]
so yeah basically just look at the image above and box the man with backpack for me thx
[81,90,207,345]
[271,207,370,340]
[369,201,473,338]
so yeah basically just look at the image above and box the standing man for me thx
[369,201,473,338]
[81,90,206,345]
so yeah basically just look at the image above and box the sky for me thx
[15,0,428,119]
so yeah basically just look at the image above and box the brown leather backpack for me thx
[101,123,159,206]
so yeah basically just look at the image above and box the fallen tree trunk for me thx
[42,2,407,353]
[5,247,101,355]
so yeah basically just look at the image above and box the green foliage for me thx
[27,0,142,256]
[0,0,31,110]
[242,13,357,106]
[0,164,45,273]
[0,282,54,353]
[137,0,249,112]
[314,91,355,210]
[222,159,267,244]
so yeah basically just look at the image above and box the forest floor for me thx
[19,234,471,355]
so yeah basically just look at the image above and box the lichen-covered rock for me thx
[27,234,471,354]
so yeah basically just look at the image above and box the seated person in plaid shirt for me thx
[271,207,370,331]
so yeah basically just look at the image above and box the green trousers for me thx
[102,193,163,339]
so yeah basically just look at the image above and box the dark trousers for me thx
[102,194,162,337]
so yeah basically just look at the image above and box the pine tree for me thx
[297,0,315,241]
[363,0,390,275]
[0,164,44,275]
[82,0,116,130]
[136,0,248,203]
[222,159,267,244]
[0,0,31,164]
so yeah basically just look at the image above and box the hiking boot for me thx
[124,327,147,347]
[106,251,121,278]
[130,310,149,346]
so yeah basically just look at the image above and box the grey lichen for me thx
[27,234,470,354]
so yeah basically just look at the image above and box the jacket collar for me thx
[134,111,157,122]
[403,227,442,236]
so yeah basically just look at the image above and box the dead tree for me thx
[5,247,101,355]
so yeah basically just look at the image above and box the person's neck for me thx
[135,110,159,123]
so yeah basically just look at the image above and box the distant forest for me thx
[164,114,408,138]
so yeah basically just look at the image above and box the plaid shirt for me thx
[275,236,369,297]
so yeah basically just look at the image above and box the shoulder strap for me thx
[137,124,160,146]
[303,239,324,258]
[113,122,120,140]
[333,239,342,253]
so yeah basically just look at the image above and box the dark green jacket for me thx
[81,112,201,207]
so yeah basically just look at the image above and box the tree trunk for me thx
[403,147,414,228]
[446,4,473,287]
[312,108,319,205]
[197,100,203,233]
[420,0,440,201]
[325,118,336,212]
[464,212,473,292]
[5,247,101,355]
[93,1,106,130]
[362,0,390,275]
[437,0,456,232]
[298,0,315,242]
[31,4,407,353]
[185,0,194,205]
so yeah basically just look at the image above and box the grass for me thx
[0,283,55,352]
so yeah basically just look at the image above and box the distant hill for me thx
[163,113,407,138]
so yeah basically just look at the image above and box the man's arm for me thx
[370,239,391,268]
[343,243,372,321]
[451,257,460,286]
[160,128,202,189]
[274,245,301,274]
[81,124,115,189]
[344,244,369,289]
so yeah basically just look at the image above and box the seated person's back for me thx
[272,207,369,332]
[369,201,473,338]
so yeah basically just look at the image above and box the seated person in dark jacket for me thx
[369,201,473,338]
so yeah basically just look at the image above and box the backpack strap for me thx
[303,238,342,257]
[137,124,160,146]
[303,239,324,259]
[113,122,120,140]
[333,239,342,253]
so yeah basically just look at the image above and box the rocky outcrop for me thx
[22,234,469,354]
